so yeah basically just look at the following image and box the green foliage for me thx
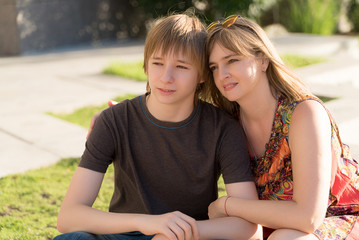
[137,0,195,17]
[348,0,359,32]
[103,61,147,82]
[277,0,340,35]
[134,0,253,25]
[208,0,252,20]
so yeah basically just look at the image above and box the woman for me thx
[205,15,359,239]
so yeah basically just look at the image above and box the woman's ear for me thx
[261,57,269,72]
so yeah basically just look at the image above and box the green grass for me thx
[0,158,114,240]
[317,95,337,103]
[102,55,327,82]
[281,54,327,68]
[47,94,136,129]
[103,61,147,82]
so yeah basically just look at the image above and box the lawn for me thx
[281,54,327,68]
[0,158,115,240]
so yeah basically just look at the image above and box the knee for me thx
[53,231,96,240]
[267,229,317,240]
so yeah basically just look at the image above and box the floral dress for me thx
[246,95,359,239]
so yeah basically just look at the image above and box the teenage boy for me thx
[54,13,260,240]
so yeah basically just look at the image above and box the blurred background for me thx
[1,0,359,56]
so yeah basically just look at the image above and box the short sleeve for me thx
[217,121,253,184]
[79,109,116,173]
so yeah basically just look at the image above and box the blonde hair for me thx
[143,13,208,103]
[205,16,311,118]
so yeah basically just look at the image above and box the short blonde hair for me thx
[143,13,208,102]
[205,16,311,118]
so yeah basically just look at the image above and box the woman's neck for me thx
[237,74,277,122]
[240,91,277,123]
[239,82,278,158]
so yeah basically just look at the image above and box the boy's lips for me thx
[223,82,238,91]
[158,88,176,95]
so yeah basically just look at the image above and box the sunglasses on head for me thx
[206,15,248,32]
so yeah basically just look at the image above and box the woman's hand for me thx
[137,211,199,240]
[208,196,228,219]
[86,100,118,139]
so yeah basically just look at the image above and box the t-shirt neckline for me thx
[139,94,200,129]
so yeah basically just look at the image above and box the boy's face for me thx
[146,49,202,107]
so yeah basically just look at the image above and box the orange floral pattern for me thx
[248,95,359,239]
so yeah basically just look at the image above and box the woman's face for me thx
[208,42,266,103]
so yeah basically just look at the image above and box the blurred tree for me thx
[129,0,253,34]
[254,0,341,35]
[207,0,252,20]
[348,0,359,32]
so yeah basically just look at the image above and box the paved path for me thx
[0,34,358,178]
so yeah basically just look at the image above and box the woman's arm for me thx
[57,167,199,240]
[201,181,262,240]
[208,100,332,233]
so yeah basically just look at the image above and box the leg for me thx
[53,231,98,240]
[53,231,154,240]
[267,229,319,240]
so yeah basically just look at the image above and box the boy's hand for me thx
[86,100,118,139]
[137,211,199,240]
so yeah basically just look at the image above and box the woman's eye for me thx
[209,66,217,72]
[228,58,238,64]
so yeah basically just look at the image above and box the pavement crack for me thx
[0,127,33,145]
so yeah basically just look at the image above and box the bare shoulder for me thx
[289,99,331,145]
[291,99,330,126]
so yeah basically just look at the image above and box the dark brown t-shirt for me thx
[79,95,252,220]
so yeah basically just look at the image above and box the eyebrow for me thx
[151,56,191,65]
[209,54,238,65]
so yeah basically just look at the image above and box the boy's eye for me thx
[177,65,188,69]
[152,61,163,66]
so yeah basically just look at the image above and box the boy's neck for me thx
[146,94,195,122]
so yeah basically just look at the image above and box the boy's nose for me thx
[161,66,175,83]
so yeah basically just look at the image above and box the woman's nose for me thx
[217,66,230,81]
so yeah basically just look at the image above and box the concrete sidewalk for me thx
[0,34,358,178]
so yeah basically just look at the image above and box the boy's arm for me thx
[86,100,118,139]
[197,181,262,240]
[57,167,199,239]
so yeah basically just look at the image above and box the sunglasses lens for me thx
[223,16,239,28]
[207,15,239,32]
[206,22,218,32]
